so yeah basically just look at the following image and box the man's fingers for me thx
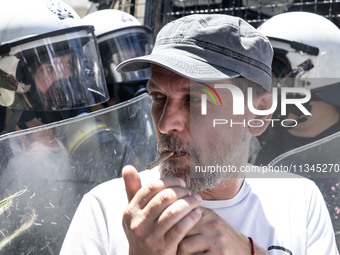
[143,186,191,222]
[164,207,202,246]
[122,165,142,202]
[132,177,186,209]
[178,234,209,255]
[122,165,186,207]
[157,193,202,231]
[185,207,216,236]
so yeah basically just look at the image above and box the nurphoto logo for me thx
[200,84,312,128]
[199,83,223,115]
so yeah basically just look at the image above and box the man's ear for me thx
[247,91,273,136]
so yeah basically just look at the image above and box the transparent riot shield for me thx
[269,130,340,250]
[0,94,157,254]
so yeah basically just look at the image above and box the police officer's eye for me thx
[44,64,54,73]
[66,59,72,68]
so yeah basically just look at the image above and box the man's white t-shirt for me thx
[60,167,338,255]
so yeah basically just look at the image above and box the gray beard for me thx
[159,132,247,193]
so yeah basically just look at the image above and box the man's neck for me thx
[198,177,245,200]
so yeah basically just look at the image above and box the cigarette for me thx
[146,152,174,170]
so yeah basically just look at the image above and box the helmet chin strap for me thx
[285,98,312,125]
[273,94,312,129]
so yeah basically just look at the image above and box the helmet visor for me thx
[0,26,109,111]
[97,26,154,84]
[277,59,314,89]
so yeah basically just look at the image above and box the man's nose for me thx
[157,100,187,134]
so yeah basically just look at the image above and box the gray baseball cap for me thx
[117,14,273,90]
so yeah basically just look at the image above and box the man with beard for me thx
[61,14,338,254]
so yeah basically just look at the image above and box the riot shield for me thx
[0,94,157,254]
[269,130,340,249]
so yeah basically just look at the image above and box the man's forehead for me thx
[147,78,191,93]
[148,65,188,90]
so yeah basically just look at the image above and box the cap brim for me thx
[116,51,240,82]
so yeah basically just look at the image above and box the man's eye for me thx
[150,92,166,101]
[189,95,201,103]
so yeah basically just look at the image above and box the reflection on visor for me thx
[273,59,313,123]
[0,69,31,94]
[0,26,109,111]
[277,59,314,88]
[0,94,157,254]
[32,55,91,110]
[98,27,154,84]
